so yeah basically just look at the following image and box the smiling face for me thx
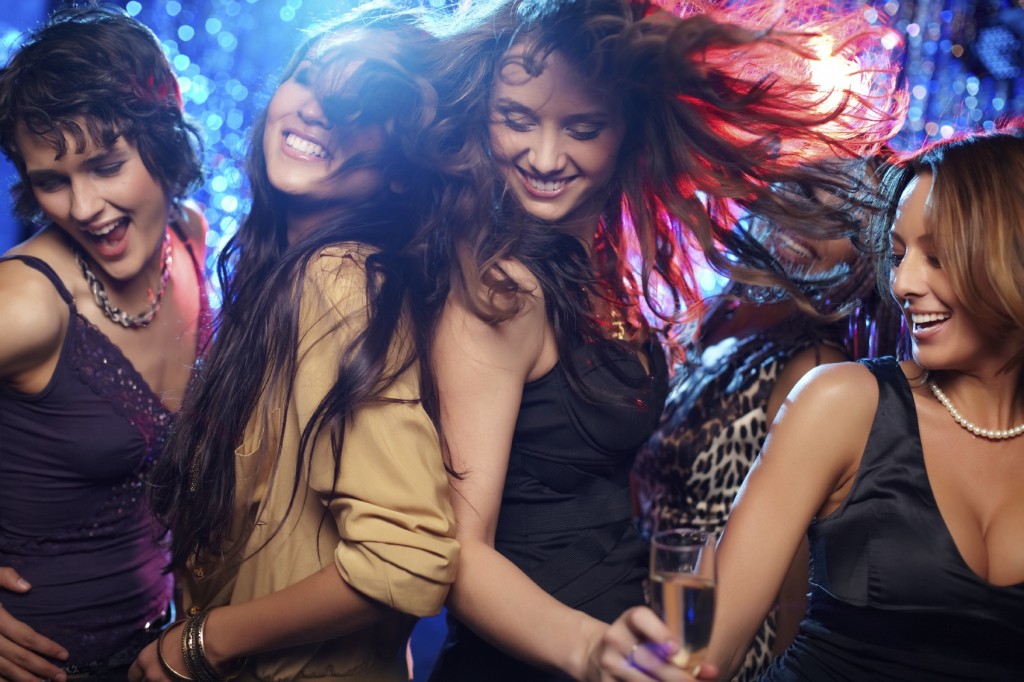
[488,43,626,227]
[263,47,386,232]
[888,173,1010,372]
[16,122,169,282]
[755,219,855,277]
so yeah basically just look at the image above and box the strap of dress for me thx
[0,255,74,305]
[169,219,201,280]
[859,356,916,420]
[851,355,922,481]
[169,220,212,351]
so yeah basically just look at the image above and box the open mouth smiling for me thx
[517,167,577,195]
[910,311,951,331]
[285,132,329,159]
[81,216,130,244]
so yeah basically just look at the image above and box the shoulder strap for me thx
[170,220,203,275]
[0,255,75,305]
[169,220,212,352]
[855,355,921,470]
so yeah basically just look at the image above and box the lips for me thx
[775,233,816,260]
[517,168,575,197]
[81,217,130,256]
[284,132,328,159]
[908,310,951,336]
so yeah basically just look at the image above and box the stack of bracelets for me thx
[157,611,248,681]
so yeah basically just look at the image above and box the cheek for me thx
[487,125,517,164]
[334,167,384,200]
[583,137,623,184]
[128,169,168,209]
[32,191,61,219]
[343,126,386,157]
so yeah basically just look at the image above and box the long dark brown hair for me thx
[149,6,450,571]
[418,0,906,395]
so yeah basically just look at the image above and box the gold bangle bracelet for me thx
[197,608,248,681]
[157,620,194,682]
[181,608,249,682]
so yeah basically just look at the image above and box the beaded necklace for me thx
[928,382,1024,440]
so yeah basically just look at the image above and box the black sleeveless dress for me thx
[762,357,1024,681]
[429,340,669,681]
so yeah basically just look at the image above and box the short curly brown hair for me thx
[0,4,203,224]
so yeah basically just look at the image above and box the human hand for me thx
[582,606,720,681]
[0,567,69,682]
[127,620,185,682]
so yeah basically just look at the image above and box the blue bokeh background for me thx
[2,0,1024,676]
[4,0,1024,274]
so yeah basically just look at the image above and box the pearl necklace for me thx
[75,232,173,329]
[928,383,1024,440]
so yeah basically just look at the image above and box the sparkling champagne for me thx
[650,572,715,669]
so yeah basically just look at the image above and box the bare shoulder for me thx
[779,343,849,387]
[176,200,209,262]
[0,258,67,382]
[437,258,548,379]
[755,360,879,511]
[768,343,850,424]
[446,257,545,326]
[780,360,880,432]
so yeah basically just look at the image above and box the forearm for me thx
[201,564,387,664]
[447,541,604,680]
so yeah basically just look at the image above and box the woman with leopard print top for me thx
[634,216,897,681]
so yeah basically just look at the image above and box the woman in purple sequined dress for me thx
[0,7,208,680]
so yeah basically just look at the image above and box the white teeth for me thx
[526,175,568,192]
[285,133,327,159]
[87,217,127,238]
[776,233,813,259]
[911,312,950,325]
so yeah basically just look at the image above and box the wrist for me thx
[201,607,234,670]
[180,608,248,681]
[567,615,606,681]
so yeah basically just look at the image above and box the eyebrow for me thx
[888,230,935,246]
[25,145,125,181]
[491,97,612,123]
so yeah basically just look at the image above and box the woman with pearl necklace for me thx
[701,121,1024,681]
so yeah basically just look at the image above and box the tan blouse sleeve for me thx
[293,245,458,618]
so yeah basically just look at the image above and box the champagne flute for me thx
[649,527,716,671]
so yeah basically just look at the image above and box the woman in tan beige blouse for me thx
[128,7,458,682]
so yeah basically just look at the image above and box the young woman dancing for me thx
[706,122,1024,681]
[0,7,207,680]
[422,0,905,679]
[129,7,458,682]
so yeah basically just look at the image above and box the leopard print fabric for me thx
[633,320,843,682]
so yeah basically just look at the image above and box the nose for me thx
[890,251,924,304]
[298,93,330,129]
[69,177,104,224]
[525,128,566,176]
